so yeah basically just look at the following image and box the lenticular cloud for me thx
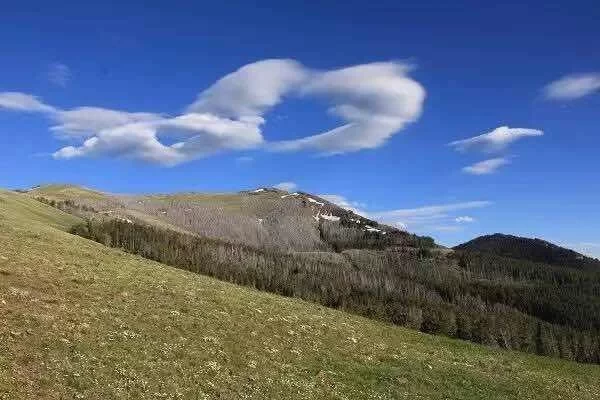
[0,58,426,165]
[449,126,543,153]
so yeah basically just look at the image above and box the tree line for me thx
[35,196,97,213]
[320,218,435,252]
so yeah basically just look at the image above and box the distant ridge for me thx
[24,184,434,252]
[454,233,600,271]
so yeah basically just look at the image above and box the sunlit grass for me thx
[1,190,599,399]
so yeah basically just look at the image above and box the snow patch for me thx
[251,188,265,193]
[281,192,299,199]
[320,214,340,222]
[307,197,324,206]
[365,225,385,234]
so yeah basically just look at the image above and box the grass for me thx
[28,184,110,202]
[1,190,599,399]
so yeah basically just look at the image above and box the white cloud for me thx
[372,201,491,232]
[1,59,428,165]
[48,63,71,87]
[54,122,186,166]
[462,157,509,175]
[316,197,490,234]
[50,111,263,165]
[274,182,298,191]
[373,201,491,219]
[51,107,163,138]
[272,62,425,153]
[0,92,57,113]
[555,242,600,260]
[449,126,543,153]
[161,113,264,152]
[161,113,262,139]
[53,112,265,165]
[576,242,600,259]
[543,73,600,100]
[319,194,367,215]
[186,59,309,118]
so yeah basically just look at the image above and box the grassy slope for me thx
[27,184,110,202]
[1,191,599,399]
[28,185,326,251]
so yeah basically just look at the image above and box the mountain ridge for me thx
[454,233,600,271]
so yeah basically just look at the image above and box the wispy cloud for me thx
[295,192,490,235]
[51,107,163,138]
[0,59,427,165]
[48,63,71,87]
[53,122,187,165]
[372,201,491,219]
[449,126,543,153]
[462,157,509,175]
[187,59,308,118]
[319,194,367,215]
[272,62,425,153]
[274,181,298,191]
[575,242,600,259]
[0,92,57,113]
[555,241,600,260]
[371,200,491,233]
[543,73,600,100]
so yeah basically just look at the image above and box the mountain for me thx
[26,184,434,252]
[1,189,599,399]
[15,185,600,366]
[454,233,600,271]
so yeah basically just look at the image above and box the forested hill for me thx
[454,233,600,271]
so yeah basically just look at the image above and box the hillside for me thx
[27,185,432,252]
[21,185,600,365]
[1,190,600,399]
[455,233,600,271]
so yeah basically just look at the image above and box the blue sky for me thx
[1,1,599,255]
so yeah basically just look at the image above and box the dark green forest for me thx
[455,233,600,271]
[69,218,600,364]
